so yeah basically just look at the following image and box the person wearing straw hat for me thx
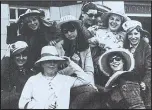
[7,8,62,71]
[97,48,146,109]
[1,41,36,109]
[123,20,151,109]
[57,15,94,85]
[18,46,93,109]
[56,15,103,108]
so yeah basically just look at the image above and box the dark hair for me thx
[9,48,29,71]
[81,2,98,13]
[61,22,89,56]
[123,26,149,48]
[107,52,127,73]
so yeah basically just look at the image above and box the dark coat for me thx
[124,39,151,108]
[7,21,62,69]
[1,56,36,109]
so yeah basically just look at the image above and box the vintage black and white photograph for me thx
[1,0,151,109]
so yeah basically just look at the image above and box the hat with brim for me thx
[57,15,82,29]
[122,20,150,38]
[101,10,130,23]
[98,48,135,77]
[10,41,28,55]
[35,46,65,67]
[104,71,130,91]
[17,9,44,23]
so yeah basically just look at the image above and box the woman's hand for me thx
[140,82,146,91]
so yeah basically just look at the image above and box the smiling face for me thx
[41,60,59,76]
[108,14,122,32]
[128,28,141,46]
[25,16,40,30]
[109,55,124,72]
[14,52,28,67]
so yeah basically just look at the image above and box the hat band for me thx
[41,53,59,57]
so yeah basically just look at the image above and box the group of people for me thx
[1,2,151,109]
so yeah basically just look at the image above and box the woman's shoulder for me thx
[27,73,42,82]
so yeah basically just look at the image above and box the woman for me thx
[56,15,94,84]
[98,48,146,109]
[7,8,61,70]
[18,46,92,109]
[1,41,35,109]
[122,20,151,109]
[88,10,130,86]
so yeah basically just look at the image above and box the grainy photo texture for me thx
[1,1,151,109]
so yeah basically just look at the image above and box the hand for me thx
[49,40,57,46]
[140,82,146,91]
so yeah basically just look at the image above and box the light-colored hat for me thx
[17,9,44,23]
[101,10,131,23]
[10,41,28,55]
[122,20,150,38]
[98,48,135,77]
[57,15,82,28]
[35,46,65,67]
[96,4,111,13]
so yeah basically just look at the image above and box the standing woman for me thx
[57,15,94,84]
[7,8,61,70]
[122,20,151,109]
[1,41,35,109]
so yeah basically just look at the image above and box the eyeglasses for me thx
[62,28,75,34]
[86,13,98,18]
[109,56,122,63]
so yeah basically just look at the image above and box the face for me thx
[25,16,40,30]
[83,9,97,26]
[108,14,122,32]
[41,60,59,76]
[61,23,78,40]
[96,16,104,27]
[109,55,124,72]
[14,53,28,67]
[128,29,141,45]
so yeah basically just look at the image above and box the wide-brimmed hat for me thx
[122,20,150,37]
[96,4,111,13]
[98,48,135,77]
[35,46,65,67]
[10,41,28,55]
[17,9,44,24]
[101,10,131,23]
[57,15,82,29]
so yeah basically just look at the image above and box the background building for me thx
[1,1,151,59]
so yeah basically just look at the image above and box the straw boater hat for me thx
[57,15,82,29]
[35,46,65,67]
[122,20,150,36]
[98,48,135,90]
[17,9,45,24]
[10,41,28,55]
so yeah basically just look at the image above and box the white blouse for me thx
[19,73,82,109]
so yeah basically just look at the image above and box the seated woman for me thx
[18,46,92,109]
[122,20,151,109]
[1,41,36,109]
[98,48,146,109]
